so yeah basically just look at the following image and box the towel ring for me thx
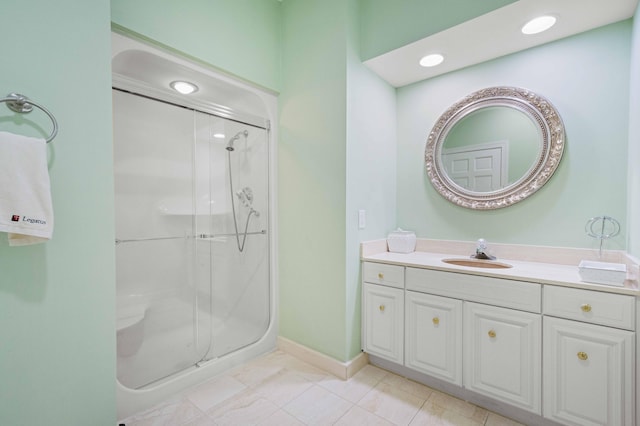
[1,93,58,143]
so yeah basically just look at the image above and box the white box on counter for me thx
[387,228,416,253]
[578,260,627,287]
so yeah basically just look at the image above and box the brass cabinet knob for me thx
[379,304,385,312]
[580,304,592,313]
[432,317,440,325]
[378,272,384,279]
[577,351,588,361]
[488,330,496,338]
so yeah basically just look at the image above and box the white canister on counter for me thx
[387,228,416,253]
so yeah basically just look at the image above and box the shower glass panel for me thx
[199,112,270,359]
[113,89,270,389]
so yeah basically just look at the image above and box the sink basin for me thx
[442,258,513,269]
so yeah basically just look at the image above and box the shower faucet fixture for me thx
[226,135,259,252]
[225,130,249,151]
[235,187,259,217]
[236,187,254,207]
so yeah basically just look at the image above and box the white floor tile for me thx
[120,351,525,426]
[355,364,390,382]
[257,409,305,426]
[427,390,488,421]
[253,370,314,407]
[283,384,352,425]
[186,375,247,412]
[180,414,216,426]
[357,381,426,425]
[120,397,202,426]
[410,401,485,426]
[230,359,284,388]
[380,373,434,401]
[334,405,394,426]
[318,367,380,403]
[205,391,279,425]
[485,412,526,426]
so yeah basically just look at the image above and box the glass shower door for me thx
[113,90,213,389]
[200,114,271,360]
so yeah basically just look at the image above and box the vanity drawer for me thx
[406,267,541,313]
[543,286,635,330]
[363,262,404,289]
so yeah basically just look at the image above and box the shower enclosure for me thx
[112,33,276,419]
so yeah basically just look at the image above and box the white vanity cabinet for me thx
[361,257,638,426]
[405,291,462,385]
[464,302,541,414]
[406,267,542,414]
[362,262,404,364]
[543,287,636,426]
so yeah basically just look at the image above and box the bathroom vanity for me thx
[361,239,639,426]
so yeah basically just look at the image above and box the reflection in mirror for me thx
[442,106,541,192]
[425,87,565,210]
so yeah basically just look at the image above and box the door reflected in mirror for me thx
[441,106,541,192]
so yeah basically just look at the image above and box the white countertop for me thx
[363,249,640,297]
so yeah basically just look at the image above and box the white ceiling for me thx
[364,0,638,87]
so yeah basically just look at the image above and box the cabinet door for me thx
[543,317,634,426]
[363,283,404,364]
[464,302,541,414]
[405,291,462,384]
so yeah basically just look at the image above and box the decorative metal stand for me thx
[585,215,620,258]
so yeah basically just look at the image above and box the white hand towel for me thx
[0,131,54,246]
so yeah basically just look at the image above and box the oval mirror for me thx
[425,86,565,209]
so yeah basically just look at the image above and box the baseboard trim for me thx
[277,336,368,380]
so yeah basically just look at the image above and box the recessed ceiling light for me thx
[213,133,225,139]
[419,53,444,68]
[170,80,199,95]
[521,15,557,35]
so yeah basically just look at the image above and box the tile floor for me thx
[120,350,525,426]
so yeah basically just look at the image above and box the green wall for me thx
[0,1,115,425]
[278,0,349,362]
[345,1,397,360]
[397,21,631,250]
[628,5,640,259]
[279,0,397,362]
[111,0,282,92]
[359,0,516,61]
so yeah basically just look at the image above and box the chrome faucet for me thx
[473,238,496,260]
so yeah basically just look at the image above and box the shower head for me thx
[225,130,249,151]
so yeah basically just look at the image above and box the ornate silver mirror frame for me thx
[425,86,565,210]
